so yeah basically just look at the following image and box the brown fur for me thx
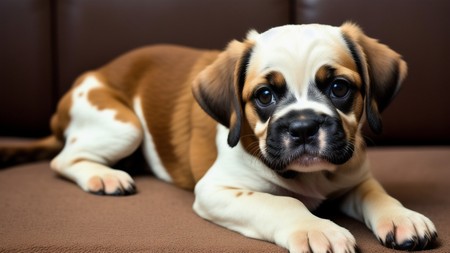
[341,23,407,134]
[55,46,221,190]
[128,46,220,189]
[193,40,255,148]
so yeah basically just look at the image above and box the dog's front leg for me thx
[340,178,437,250]
[194,179,357,253]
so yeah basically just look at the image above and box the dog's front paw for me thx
[372,207,437,250]
[287,219,357,253]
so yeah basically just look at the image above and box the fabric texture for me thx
[1,145,449,252]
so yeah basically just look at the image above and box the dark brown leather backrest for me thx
[0,0,54,137]
[1,0,449,145]
[56,0,291,96]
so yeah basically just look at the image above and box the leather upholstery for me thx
[1,0,449,144]
[0,0,54,137]
[56,0,291,96]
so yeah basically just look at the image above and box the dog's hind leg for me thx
[51,74,143,195]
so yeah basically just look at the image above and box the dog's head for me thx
[193,23,407,175]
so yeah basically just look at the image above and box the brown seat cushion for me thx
[1,145,449,252]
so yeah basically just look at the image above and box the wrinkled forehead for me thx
[247,24,355,87]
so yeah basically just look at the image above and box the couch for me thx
[1,0,449,252]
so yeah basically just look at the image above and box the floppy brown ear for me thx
[341,22,408,134]
[192,40,253,147]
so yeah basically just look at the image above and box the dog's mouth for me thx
[263,151,339,177]
[286,154,337,173]
[291,154,326,166]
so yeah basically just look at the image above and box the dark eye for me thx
[330,79,350,98]
[255,87,275,106]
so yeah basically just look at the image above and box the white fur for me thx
[272,102,334,121]
[194,125,369,252]
[247,25,352,161]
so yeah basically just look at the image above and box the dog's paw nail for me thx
[432,231,438,240]
[105,182,137,196]
[383,232,420,250]
[416,232,439,250]
[110,188,125,196]
[381,228,438,250]
[384,231,396,248]
[124,184,137,195]
[397,237,418,250]
[89,189,105,196]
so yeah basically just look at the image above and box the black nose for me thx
[288,119,320,140]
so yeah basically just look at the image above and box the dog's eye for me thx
[255,87,275,106]
[330,79,350,98]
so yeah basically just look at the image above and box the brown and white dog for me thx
[2,23,437,252]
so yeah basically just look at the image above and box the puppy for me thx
[1,23,437,252]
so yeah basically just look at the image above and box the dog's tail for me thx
[0,135,63,168]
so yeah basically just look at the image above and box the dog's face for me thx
[193,23,407,175]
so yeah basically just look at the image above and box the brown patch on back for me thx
[86,85,140,128]
[134,46,220,190]
[189,103,218,182]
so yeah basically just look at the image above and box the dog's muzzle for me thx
[262,109,354,174]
